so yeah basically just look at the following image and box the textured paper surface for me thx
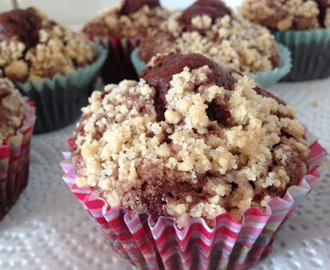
[0,77,329,269]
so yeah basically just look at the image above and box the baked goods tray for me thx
[0,78,329,269]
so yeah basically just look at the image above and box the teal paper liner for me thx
[273,29,330,81]
[131,43,291,88]
[247,43,291,88]
[16,44,107,134]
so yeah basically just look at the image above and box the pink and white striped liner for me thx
[60,131,327,269]
[0,99,36,220]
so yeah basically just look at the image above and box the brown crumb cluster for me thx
[240,0,330,30]
[138,2,279,74]
[71,53,309,227]
[0,78,25,144]
[82,2,175,38]
[0,7,96,83]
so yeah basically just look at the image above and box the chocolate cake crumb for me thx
[120,0,160,16]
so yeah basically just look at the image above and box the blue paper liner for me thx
[16,44,107,134]
[273,29,330,81]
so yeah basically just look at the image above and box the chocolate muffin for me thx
[0,78,35,219]
[82,0,175,84]
[83,0,174,38]
[0,7,96,83]
[241,0,330,81]
[0,78,25,144]
[71,53,309,227]
[137,0,280,75]
[240,0,330,30]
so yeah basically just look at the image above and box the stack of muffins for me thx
[0,1,327,269]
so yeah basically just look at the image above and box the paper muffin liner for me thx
[273,29,330,81]
[0,99,36,220]
[60,131,327,269]
[87,35,140,84]
[15,44,107,134]
[247,43,291,88]
[130,42,291,89]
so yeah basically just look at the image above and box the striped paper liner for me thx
[86,35,140,84]
[61,132,327,269]
[0,99,36,220]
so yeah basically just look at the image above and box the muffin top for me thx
[82,0,175,38]
[71,53,308,227]
[0,7,96,83]
[240,0,330,30]
[138,0,280,74]
[0,78,25,144]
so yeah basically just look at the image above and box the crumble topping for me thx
[240,0,329,30]
[0,78,25,144]
[0,7,96,83]
[72,53,308,228]
[82,1,175,38]
[138,1,279,74]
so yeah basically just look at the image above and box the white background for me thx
[1,0,244,26]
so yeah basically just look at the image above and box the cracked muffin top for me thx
[241,0,330,30]
[138,0,280,74]
[0,78,25,144]
[82,0,175,38]
[0,7,96,83]
[71,53,309,228]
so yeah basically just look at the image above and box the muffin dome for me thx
[0,7,96,82]
[0,78,25,144]
[72,53,308,227]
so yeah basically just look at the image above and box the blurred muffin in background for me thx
[83,0,176,84]
[0,7,107,133]
[133,0,291,88]
[241,0,330,81]
[0,78,35,220]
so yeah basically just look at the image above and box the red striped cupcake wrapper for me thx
[61,131,328,269]
[0,99,36,220]
[87,35,141,84]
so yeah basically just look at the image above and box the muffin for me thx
[0,78,35,220]
[61,53,327,269]
[241,0,330,81]
[133,0,291,88]
[0,7,107,133]
[83,0,175,84]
